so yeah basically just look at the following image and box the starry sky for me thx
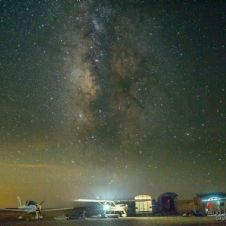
[0,1,225,208]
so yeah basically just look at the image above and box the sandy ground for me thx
[0,216,225,226]
[0,208,225,226]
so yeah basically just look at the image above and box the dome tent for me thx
[157,192,178,215]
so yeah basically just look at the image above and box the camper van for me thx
[135,195,152,215]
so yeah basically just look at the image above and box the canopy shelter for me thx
[194,192,226,214]
[157,192,178,215]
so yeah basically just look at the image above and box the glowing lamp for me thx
[104,204,110,210]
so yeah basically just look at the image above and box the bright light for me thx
[104,204,110,210]
[202,197,221,202]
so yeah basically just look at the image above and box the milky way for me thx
[0,1,225,207]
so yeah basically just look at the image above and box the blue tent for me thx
[157,192,178,215]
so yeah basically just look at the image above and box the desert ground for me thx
[0,212,225,226]
[0,217,225,226]
[0,204,226,226]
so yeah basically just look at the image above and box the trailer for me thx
[135,195,152,215]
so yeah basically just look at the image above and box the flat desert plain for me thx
[0,212,225,226]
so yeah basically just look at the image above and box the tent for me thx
[157,192,178,215]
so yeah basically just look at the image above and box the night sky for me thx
[1,1,225,208]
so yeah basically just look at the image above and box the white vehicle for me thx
[72,197,151,217]
[135,195,152,214]
[0,196,73,219]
